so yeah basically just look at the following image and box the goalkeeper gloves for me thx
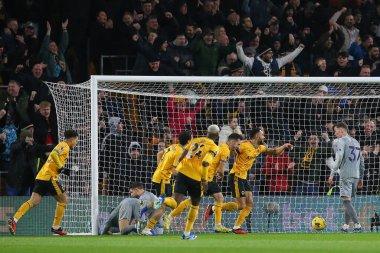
[60,167,71,176]
[153,197,164,209]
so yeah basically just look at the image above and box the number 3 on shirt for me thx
[187,143,204,159]
[348,146,361,162]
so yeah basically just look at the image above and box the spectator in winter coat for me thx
[123,141,154,192]
[99,117,128,195]
[7,129,45,196]
[189,28,235,76]
[167,33,194,75]
[31,101,58,159]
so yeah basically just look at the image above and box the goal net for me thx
[46,76,380,235]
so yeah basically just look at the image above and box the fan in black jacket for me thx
[7,130,45,196]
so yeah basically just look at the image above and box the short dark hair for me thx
[186,21,197,28]
[335,122,348,131]
[9,80,20,86]
[362,34,373,42]
[228,133,242,141]
[249,127,262,139]
[146,15,157,22]
[368,44,379,51]
[178,131,192,145]
[338,51,349,58]
[64,130,79,139]
[175,32,186,38]
[129,182,144,189]
[6,18,17,25]
[361,64,371,70]
[202,27,214,37]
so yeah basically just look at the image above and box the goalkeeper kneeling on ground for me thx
[102,182,164,235]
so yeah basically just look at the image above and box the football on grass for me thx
[312,216,326,230]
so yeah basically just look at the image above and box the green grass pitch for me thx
[1,233,379,253]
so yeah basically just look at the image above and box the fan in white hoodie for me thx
[219,117,243,145]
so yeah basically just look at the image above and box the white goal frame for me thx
[88,76,380,235]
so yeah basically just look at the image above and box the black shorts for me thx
[228,173,251,198]
[205,181,222,196]
[152,181,173,197]
[33,178,65,196]
[174,172,202,198]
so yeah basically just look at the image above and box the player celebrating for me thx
[203,133,242,232]
[140,131,192,235]
[142,125,220,240]
[327,122,364,232]
[151,131,192,231]
[230,128,293,234]
[102,182,159,235]
[152,131,192,197]
[169,133,242,233]
[8,130,79,235]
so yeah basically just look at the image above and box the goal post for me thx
[45,76,380,235]
[90,75,99,235]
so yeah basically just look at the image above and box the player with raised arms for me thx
[8,130,79,235]
[229,128,293,234]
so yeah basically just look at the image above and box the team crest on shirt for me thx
[56,147,66,154]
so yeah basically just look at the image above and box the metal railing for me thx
[100,55,136,75]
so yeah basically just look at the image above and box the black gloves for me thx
[60,167,71,176]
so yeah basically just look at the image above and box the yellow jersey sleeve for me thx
[209,144,219,158]
[172,147,183,169]
[179,137,219,181]
[259,145,267,154]
[207,142,229,181]
[230,141,263,180]
[219,143,230,162]
[36,142,70,181]
[55,144,69,156]
[202,152,215,166]
[237,141,248,156]
[152,144,184,183]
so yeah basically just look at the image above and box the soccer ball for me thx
[311,216,326,231]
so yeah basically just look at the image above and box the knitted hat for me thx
[229,61,243,73]
[20,129,33,142]
[243,46,256,56]
[257,45,272,57]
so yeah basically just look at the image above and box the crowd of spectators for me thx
[1,1,380,197]
[95,82,380,197]
[2,1,380,81]
[86,0,380,77]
